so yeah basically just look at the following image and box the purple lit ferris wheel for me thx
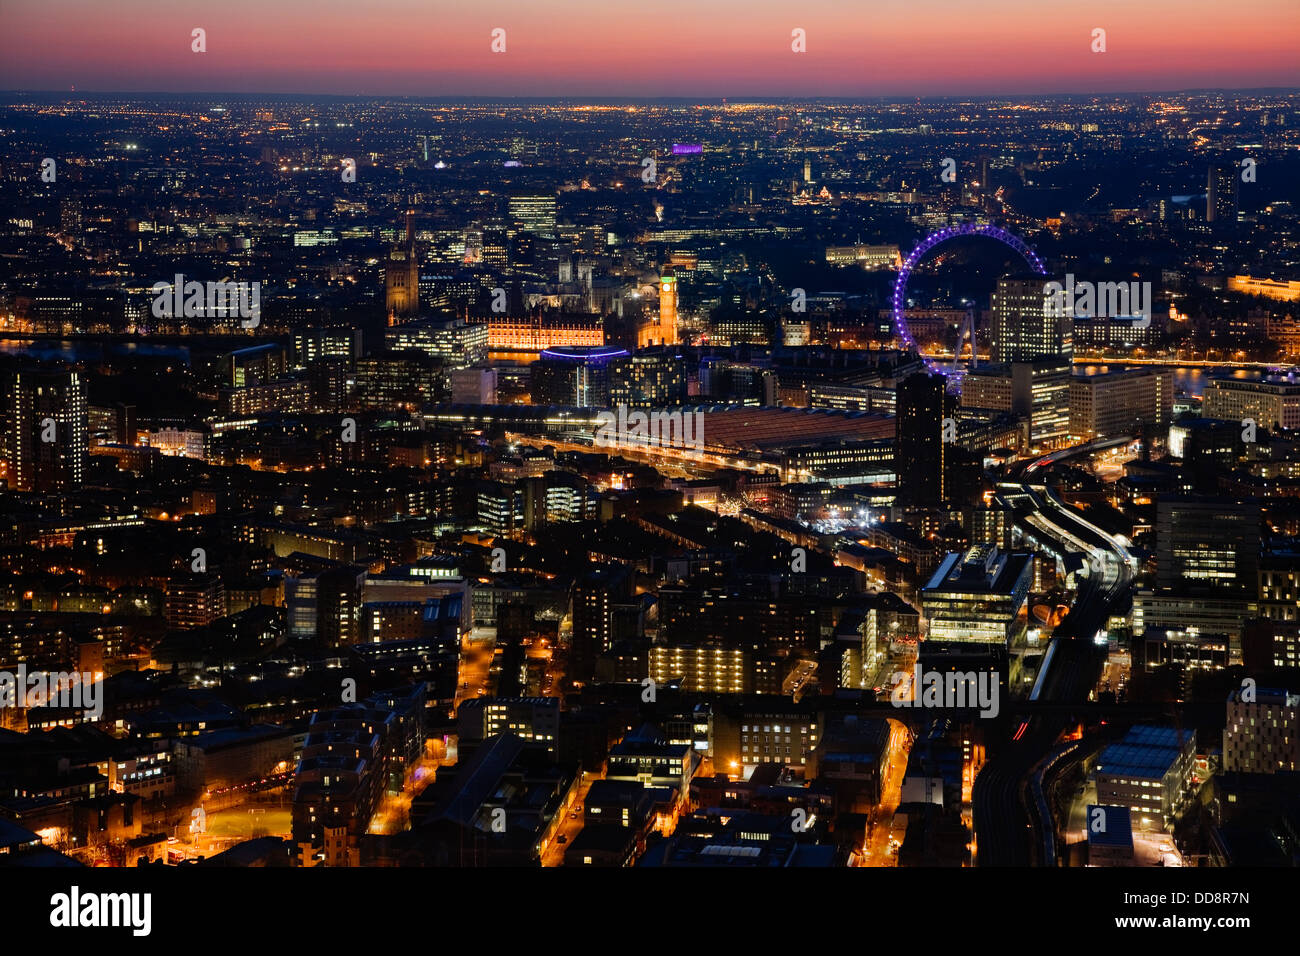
[892,222,1044,390]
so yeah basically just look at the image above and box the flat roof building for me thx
[1203,374,1300,432]
[1093,725,1196,831]
[1069,367,1173,441]
[921,546,1033,646]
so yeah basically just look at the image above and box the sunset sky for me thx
[2,0,1298,98]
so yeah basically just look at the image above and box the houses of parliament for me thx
[385,209,678,352]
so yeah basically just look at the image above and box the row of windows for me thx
[1102,778,1162,788]
[1100,791,1161,805]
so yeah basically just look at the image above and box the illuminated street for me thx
[455,630,496,712]
[859,720,912,867]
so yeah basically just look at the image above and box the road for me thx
[540,771,601,867]
[859,720,912,866]
[367,743,448,835]
[785,659,819,703]
[455,630,496,712]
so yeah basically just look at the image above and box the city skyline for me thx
[0,1,1296,929]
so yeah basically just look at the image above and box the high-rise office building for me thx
[570,565,633,682]
[531,346,627,407]
[386,316,488,368]
[480,227,509,266]
[991,275,1071,364]
[114,402,138,446]
[1175,417,1244,494]
[451,367,498,405]
[477,481,522,534]
[1156,496,1261,594]
[227,343,287,387]
[507,194,558,237]
[354,349,444,411]
[984,276,1073,449]
[59,199,83,235]
[609,349,688,406]
[10,367,88,493]
[1223,687,1300,774]
[1203,376,1300,432]
[920,547,1034,646]
[1069,368,1173,440]
[1207,164,1238,225]
[895,372,951,505]
[292,326,363,367]
[1011,359,1071,449]
[287,565,367,647]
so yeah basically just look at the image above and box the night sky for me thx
[2,0,1298,97]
